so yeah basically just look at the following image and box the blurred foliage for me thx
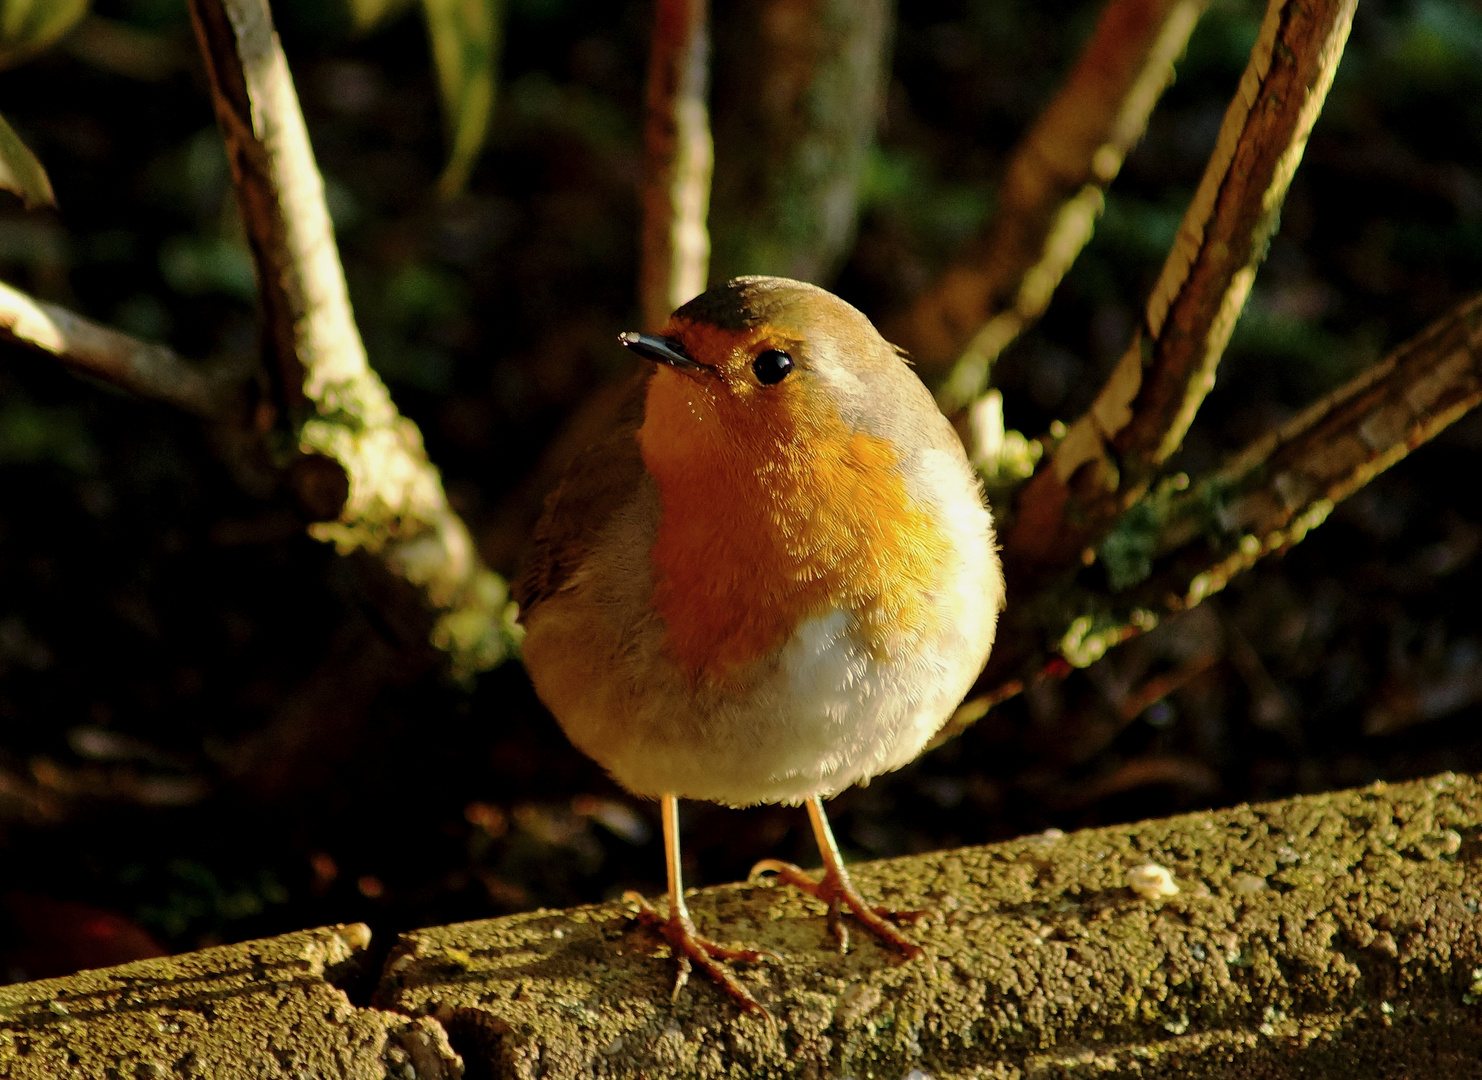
[0,0,89,69]
[350,0,501,197]
[0,110,54,207]
[1,0,1482,986]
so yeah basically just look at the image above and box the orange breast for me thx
[637,366,949,687]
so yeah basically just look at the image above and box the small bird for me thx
[516,276,1003,1011]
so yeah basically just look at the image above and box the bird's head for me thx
[624,275,920,474]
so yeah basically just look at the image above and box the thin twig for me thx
[0,280,222,418]
[1005,0,1358,578]
[639,0,712,331]
[188,0,516,677]
[938,287,1482,744]
[889,0,1207,395]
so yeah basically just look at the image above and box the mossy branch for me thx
[1004,0,1358,582]
[182,0,518,676]
[943,286,1482,736]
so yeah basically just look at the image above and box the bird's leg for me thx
[750,796,925,959]
[623,793,778,1014]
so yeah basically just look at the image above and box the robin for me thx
[516,276,1003,1011]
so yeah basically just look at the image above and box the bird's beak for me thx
[619,331,712,374]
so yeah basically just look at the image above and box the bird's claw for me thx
[622,890,778,1018]
[749,859,926,959]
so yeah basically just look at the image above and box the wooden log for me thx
[0,925,460,1079]
[5,773,1482,1078]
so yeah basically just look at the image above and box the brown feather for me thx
[514,378,648,620]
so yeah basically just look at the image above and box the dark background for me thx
[2,0,1482,982]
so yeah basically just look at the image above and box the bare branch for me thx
[1005,0,1358,578]
[638,0,712,331]
[941,287,1482,742]
[1156,290,1482,603]
[0,280,222,418]
[707,0,892,285]
[889,0,1207,396]
[188,0,516,677]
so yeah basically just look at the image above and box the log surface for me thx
[4,774,1482,1078]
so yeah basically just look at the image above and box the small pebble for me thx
[1128,863,1179,900]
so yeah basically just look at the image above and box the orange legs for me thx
[624,793,778,1014]
[751,796,924,959]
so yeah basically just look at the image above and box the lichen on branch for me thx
[188,0,517,676]
[947,286,1482,734]
[1005,0,1359,579]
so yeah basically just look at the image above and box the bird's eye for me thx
[752,349,794,385]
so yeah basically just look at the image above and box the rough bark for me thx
[1005,0,1358,582]
[707,0,892,285]
[890,0,1208,400]
[5,773,1482,1078]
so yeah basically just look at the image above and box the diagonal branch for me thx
[887,0,1207,399]
[940,287,1482,743]
[1004,0,1358,580]
[0,280,224,418]
[188,0,515,677]
[638,0,712,331]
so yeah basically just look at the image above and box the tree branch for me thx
[889,0,1207,398]
[1004,0,1358,579]
[187,0,516,677]
[941,287,1482,741]
[0,280,224,419]
[638,0,712,331]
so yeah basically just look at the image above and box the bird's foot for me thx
[749,859,925,958]
[622,890,779,1017]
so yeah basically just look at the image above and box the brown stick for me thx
[0,280,222,418]
[1005,0,1358,578]
[638,0,712,331]
[187,0,516,677]
[889,0,1207,394]
[941,287,1482,742]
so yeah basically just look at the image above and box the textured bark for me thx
[707,0,892,285]
[187,0,516,677]
[638,0,712,331]
[4,774,1481,1078]
[891,0,1208,398]
[1005,0,1358,582]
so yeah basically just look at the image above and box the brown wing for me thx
[514,378,648,621]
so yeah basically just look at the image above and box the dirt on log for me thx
[3,773,1481,1078]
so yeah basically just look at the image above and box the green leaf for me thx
[346,0,416,32]
[0,0,91,69]
[421,0,500,198]
[0,111,56,209]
